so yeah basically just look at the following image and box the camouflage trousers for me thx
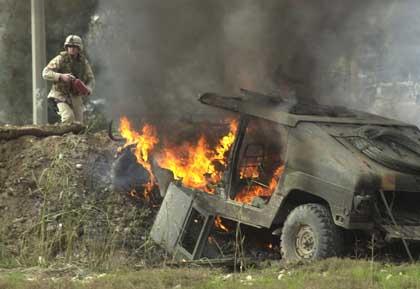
[56,95,84,124]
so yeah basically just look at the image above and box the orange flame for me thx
[215,121,238,165]
[118,116,283,205]
[119,116,159,196]
[214,216,229,232]
[156,119,238,193]
[119,117,159,174]
[118,117,238,197]
[157,136,216,191]
[234,165,285,204]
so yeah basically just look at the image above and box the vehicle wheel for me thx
[280,203,343,261]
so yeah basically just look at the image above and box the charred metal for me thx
[150,90,420,262]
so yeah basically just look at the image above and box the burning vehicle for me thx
[115,89,420,262]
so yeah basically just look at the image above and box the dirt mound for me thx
[0,127,160,268]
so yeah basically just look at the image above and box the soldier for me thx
[42,35,95,124]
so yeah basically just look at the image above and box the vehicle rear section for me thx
[329,123,420,246]
[374,190,420,242]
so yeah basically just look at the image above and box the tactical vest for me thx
[52,51,88,98]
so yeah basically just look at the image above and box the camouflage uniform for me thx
[42,51,95,124]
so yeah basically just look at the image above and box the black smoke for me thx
[86,0,420,125]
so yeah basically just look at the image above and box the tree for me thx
[0,0,98,124]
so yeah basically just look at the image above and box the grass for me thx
[16,149,92,267]
[1,259,420,289]
[0,139,158,270]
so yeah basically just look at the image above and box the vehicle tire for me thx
[280,203,343,261]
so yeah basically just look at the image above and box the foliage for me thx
[0,0,31,124]
[0,0,98,124]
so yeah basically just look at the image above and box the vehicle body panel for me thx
[151,91,420,260]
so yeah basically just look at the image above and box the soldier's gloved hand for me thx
[59,73,75,83]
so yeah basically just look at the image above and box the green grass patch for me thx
[1,259,420,289]
[0,272,26,289]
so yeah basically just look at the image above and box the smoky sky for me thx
[86,0,420,126]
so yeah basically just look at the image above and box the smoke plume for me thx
[87,0,420,126]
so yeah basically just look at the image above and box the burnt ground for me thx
[0,128,163,269]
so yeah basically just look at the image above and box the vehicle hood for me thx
[286,122,420,192]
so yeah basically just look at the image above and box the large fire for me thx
[119,116,159,175]
[119,118,237,195]
[118,117,283,204]
[156,120,238,193]
[234,165,285,204]
[119,116,159,199]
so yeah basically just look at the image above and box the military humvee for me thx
[151,89,420,261]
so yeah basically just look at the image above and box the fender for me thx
[272,171,354,228]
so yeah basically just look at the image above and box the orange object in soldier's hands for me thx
[72,79,91,96]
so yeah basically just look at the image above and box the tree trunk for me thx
[0,123,85,140]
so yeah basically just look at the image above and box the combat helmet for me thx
[64,35,83,50]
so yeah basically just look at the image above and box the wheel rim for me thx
[295,225,315,259]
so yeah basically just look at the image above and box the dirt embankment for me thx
[0,127,160,268]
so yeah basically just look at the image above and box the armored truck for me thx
[151,90,420,261]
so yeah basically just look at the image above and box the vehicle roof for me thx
[199,91,413,127]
